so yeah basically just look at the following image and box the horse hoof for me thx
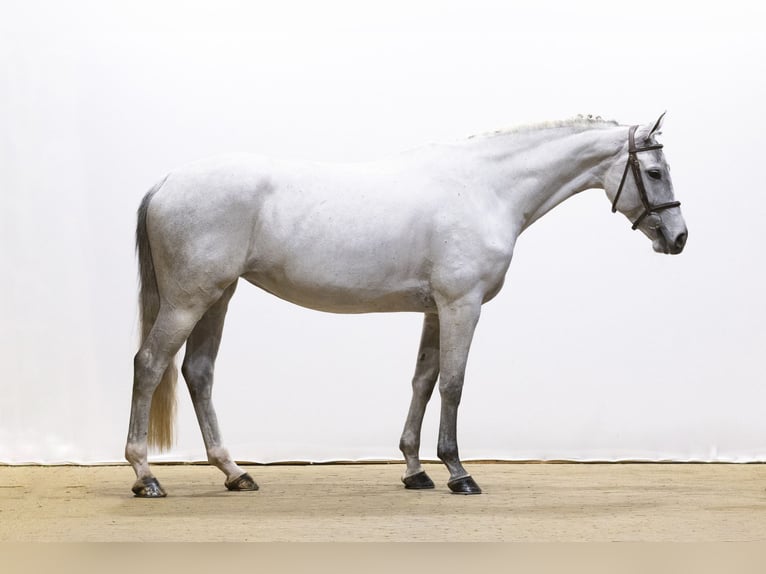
[132,476,167,498]
[225,472,259,491]
[402,471,435,489]
[447,475,482,495]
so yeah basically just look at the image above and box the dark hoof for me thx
[402,471,435,489]
[447,475,482,495]
[132,476,166,498]
[225,472,259,491]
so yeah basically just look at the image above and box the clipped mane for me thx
[470,115,619,139]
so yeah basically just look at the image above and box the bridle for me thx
[611,125,680,230]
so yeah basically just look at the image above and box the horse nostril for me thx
[675,231,688,251]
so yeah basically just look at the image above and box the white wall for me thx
[1,0,764,464]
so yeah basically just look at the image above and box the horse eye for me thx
[647,169,662,180]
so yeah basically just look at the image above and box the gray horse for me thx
[126,114,687,497]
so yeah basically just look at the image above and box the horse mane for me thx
[469,115,619,139]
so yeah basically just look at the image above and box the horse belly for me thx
[243,271,435,313]
[243,201,436,313]
[242,232,435,313]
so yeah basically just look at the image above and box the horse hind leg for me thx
[399,313,440,489]
[126,303,212,497]
[181,280,257,492]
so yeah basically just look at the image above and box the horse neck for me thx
[469,125,626,230]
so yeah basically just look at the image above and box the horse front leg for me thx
[436,295,483,494]
[399,312,440,489]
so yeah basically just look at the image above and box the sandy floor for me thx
[1,462,766,542]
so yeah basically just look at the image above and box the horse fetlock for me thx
[436,443,459,465]
[398,432,420,457]
[124,442,148,465]
[207,447,246,480]
[206,446,233,466]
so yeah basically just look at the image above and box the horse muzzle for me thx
[653,226,688,255]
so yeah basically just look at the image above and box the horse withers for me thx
[126,113,687,497]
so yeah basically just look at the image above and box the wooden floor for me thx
[2,462,766,542]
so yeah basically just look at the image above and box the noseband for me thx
[611,125,681,230]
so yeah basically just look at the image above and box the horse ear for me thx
[649,111,666,137]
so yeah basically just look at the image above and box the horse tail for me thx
[136,178,177,451]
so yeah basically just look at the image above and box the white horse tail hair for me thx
[136,178,177,451]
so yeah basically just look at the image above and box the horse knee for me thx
[411,370,438,397]
[438,377,464,406]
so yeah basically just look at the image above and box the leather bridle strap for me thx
[611,125,681,230]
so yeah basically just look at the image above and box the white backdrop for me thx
[1,1,765,464]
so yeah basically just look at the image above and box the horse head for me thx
[606,113,688,254]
